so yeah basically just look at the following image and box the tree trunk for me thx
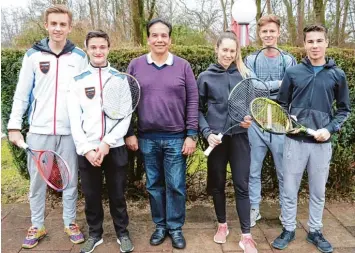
[131,0,144,45]
[220,0,228,31]
[334,0,341,46]
[313,0,326,24]
[95,0,101,29]
[283,0,297,45]
[340,0,350,46]
[147,0,156,21]
[88,0,95,29]
[297,0,304,46]
[267,0,272,14]
[256,0,262,45]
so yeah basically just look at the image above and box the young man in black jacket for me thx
[271,25,351,253]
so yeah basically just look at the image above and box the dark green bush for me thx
[1,46,354,198]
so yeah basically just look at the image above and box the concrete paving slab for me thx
[326,202,355,226]
[172,229,223,253]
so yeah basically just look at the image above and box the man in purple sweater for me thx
[125,18,198,249]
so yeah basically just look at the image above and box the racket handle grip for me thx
[306,128,317,136]
[18,141,29,150]
[203,133,223,157]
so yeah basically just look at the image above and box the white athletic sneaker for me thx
[250,209,261,227]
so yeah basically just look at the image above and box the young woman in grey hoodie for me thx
[197,31,257,253]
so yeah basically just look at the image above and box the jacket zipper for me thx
[99,68,104,140]
[53,57,59,135]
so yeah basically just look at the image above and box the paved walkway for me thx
[2,201,355,253]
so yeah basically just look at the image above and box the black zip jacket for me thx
[277,57,351,143]
[198,63,247,139]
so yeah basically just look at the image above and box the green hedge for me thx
[1,46,354,198]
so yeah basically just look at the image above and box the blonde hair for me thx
[257,14,281,30]
[216,31,250,78]
[45,4,73,25]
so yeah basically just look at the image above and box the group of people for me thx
[7,4,351,253]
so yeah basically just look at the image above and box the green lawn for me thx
[1,139,29,204]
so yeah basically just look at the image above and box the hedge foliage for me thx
[1,46,354,199]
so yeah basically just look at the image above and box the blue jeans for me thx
[139,138,186,230]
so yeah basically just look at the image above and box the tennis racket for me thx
[203,77,270,156]
[250,97,316,136]
[102,72,140,134]
[19,142,70,192]
[253,46,287,81]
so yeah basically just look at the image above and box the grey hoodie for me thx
[197,63,248,139]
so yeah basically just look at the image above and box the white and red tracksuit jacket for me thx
[7,38,88,135]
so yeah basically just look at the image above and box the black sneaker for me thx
[80,236,103,253]
[307,230,333,253]
[117,234,134,253]
[271,228,295,250]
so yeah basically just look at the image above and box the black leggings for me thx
[207,132,251,233]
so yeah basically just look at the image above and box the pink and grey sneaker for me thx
[213,223,229,244]
[239,234,258,253]
[22,226,47,249]
[64,223,85,244]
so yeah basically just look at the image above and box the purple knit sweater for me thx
[127,54,198,136]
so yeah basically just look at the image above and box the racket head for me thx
[227,77,270,124]
[102,72,140,120]
[253,46,287,80]
[250,97,291,134]
[36,150,70,191]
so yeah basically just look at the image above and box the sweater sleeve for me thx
[184,62,199,136]
[324,70,351,133]
[124,60,136,138]
[197,74,212,139]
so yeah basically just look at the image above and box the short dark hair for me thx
[85,30,110,48]
[146,18,172,37]
[303,24,328,41]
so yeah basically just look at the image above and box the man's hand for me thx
[182,137,196,155]
[85,150,100,167]
[240,115,252,129]
[125,135,139,151]
[8,130,24,147]
[207,134,222,148]
[313,128,331,142]
[94,142,110,166]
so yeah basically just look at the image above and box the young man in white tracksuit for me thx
[68,30,134,253]
[7,5,87,249]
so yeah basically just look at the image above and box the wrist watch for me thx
[188,135,198,141]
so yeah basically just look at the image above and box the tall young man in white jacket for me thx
[68,30,134,253]
[7,5,87,249]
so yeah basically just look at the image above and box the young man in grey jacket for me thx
[271,24,351,253]
[244,14,296,227]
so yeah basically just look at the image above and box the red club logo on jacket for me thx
[85,87,95,99]
[39,61,50,74]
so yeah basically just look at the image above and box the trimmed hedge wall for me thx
[1,46,354,198]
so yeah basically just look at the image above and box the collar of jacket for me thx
[32,38,75,57]
[301,56,336,69]
[88,62,111,73]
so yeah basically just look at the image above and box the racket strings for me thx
[228,79,270,123]
[39,152,69,190]
[251,99,290,133]
[102,74,140,120]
